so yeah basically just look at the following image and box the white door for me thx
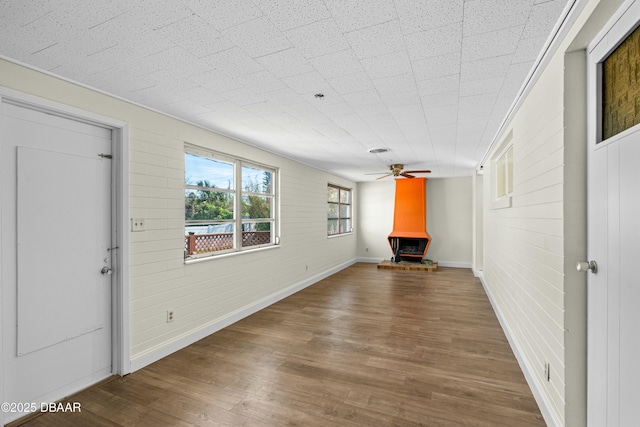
[588,127,640,427]
[1,102,113,423]
[587,4,640,425]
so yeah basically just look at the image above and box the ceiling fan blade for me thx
[364,172,389,175]
[400,173,415,179]
[404,169,431,174]
[375,173,393,180]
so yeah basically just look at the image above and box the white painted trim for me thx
[489,131,514,211]
[0,87,127,131]
[0,88,131,388]
[587,0,637,54]
[356,257,385,263]
[0,94,4,427]
[114,123,131,375]
[355,258,471,269]
[479,275,561,427]
[471,267,483,278]
[185,244,280,264]
[130,258,357,372]
[438,261,472,269]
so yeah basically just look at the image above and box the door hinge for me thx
[98,153,113,159]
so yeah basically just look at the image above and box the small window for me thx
[490,131,513,209]
[327,184,352,236]
[496,146,513,199]
[602,24,640,141]
[185,145,277,259]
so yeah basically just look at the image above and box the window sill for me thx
[328,232,354,239]
[491,195,512,210]
[184,244,280,265]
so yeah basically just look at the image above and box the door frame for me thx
[472,170,483,277]
[0,87,130,423]
[586,0,640,424]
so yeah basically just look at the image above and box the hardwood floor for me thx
[20,264,544,426]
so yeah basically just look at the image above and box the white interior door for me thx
[1,102,113,423]
[587,4,640,425]
[588,126,640,427]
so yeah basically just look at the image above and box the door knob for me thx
[576,260,597,273]
[101,266,113,275]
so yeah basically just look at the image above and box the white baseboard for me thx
[355,258,472,269]
[356,257,385,263]
[479,275,561,427]
[472,267,483,278]
[437,261,472,269]
[130,258,357,372]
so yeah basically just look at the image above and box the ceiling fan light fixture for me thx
[367,163,431,179]
[368,148,389,154]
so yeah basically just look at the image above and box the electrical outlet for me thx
[305,265,309,271]
[544,361,551,381]
[366,247,369,252]
[131,218,145,232]
[167,310,174,323]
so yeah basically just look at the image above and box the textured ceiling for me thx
[0,0,570,181]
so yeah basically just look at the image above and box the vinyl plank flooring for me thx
[16,264,545,426]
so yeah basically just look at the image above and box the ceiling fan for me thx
[369,164,431,180]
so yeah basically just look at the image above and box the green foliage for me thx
[242,172,272,223]
[244,195,271,230]
[256,222,271,231]
[185,175,272,230]
[185,180,233,221]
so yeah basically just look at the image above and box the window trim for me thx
[600,22,640,142]
[184,144,278,260]
[327,183,353,237]
[490,131,513,210]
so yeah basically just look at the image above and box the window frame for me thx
[184,144,278,260]
[600,22,640,142]
[327,184,353,237]
[495,145,513,198]
[490,131,514,210]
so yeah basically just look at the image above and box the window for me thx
[327,184,352,236]
[602,23,640,141]
[496,145,513,199]
[490,131,513,209]
[184,145,277,259]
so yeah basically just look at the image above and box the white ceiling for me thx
[0,0,570,181]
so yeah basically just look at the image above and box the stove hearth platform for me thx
[377,260,438,272]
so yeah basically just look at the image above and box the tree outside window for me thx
[328,184,352,236]
[185,147,277,258]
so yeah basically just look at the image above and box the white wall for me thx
[357,177,472,267]
[482,57,567,420]
[356,179,395,260]
[426,177,472,266]
[0,59,357,369]
[479,1,623,426]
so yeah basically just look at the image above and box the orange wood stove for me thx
[388,177,431,262]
